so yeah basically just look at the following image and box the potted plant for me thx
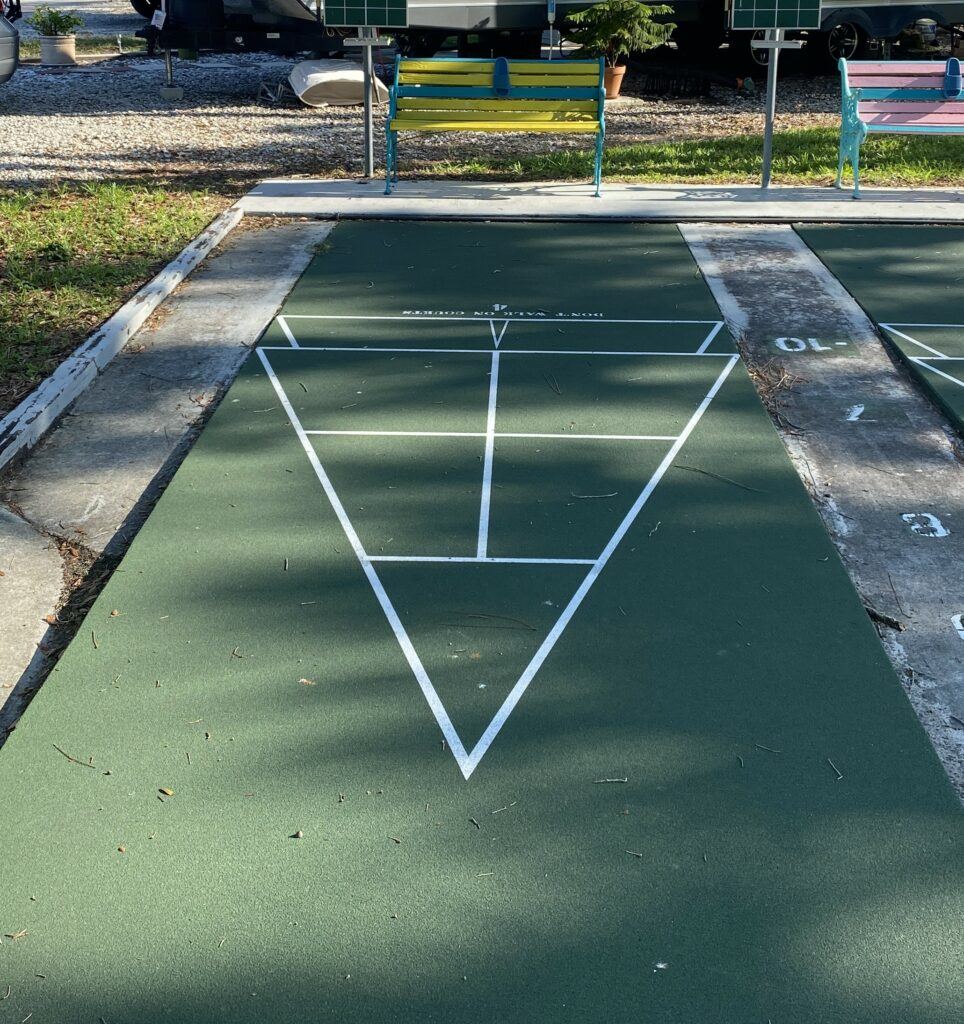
[565,0,674,99]
[26,4,82,66]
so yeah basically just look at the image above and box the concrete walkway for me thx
[0,220,332,729]
[239,179,964,223]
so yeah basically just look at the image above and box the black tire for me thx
[130,0,160,18]
[395,30,448,58]
[824,22,869,64]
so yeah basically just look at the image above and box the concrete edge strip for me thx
[0,205,245,474]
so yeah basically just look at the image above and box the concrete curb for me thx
[0,205,244,474]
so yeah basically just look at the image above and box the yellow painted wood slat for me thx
[398,60,599,75]
[390,119,600,133]
[397,72,600,87]
[510,74,600,86]
[393,108,598,123]
[397,97,598,111]
[399,72,493,86]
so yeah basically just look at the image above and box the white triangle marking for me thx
[489,320,509,348]
[257,347,739,779]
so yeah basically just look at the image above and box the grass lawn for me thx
[408,126,964,187]
[18,35,147,58]
[0,183,227,417]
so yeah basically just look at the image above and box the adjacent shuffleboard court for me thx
[798,225,964,435]
[1,222,961,1023]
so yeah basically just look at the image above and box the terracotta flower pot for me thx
[39,34,75,66]
[604,64,626,99]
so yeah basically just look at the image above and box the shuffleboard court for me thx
[1,222,961,1023]
[798,225,964,435]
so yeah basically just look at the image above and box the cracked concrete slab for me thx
[0,507,62,712]
[0,220,333,724]
[683,223,964,798]
[2,220,333,557]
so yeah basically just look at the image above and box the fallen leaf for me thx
[298,678,316,686]
[159,788,174,797]
[4,930,27,941]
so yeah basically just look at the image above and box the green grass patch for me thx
[18,35,147,58]
[0,183,226,415]
[407,127,964,187]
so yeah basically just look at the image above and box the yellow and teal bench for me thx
[384,56,607,196]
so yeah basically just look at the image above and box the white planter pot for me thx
[39,34,76,66]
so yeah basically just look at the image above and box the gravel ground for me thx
[3,2,842,188]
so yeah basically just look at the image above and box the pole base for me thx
[160,85,184,100]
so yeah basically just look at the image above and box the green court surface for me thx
[798,225,964,435]
[1,222,962,1023]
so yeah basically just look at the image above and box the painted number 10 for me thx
[775,337,836,352]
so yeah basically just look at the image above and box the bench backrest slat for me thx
[392,56,605,111]
[397,97,599,112]
[840,58,964,126]
[395,84,602,101]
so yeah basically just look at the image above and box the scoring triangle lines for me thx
[256,315,739,778]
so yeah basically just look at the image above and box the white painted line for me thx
[365,556,596,565]
[258,346,732,358]
[276,316,300,348]
[490,320,509,348]
[0,206,244,472]
[307,430,486,438]
[912,360,964,390]
[459,354,741,778]
[282,314,719,325]
[881,325,948,358]
[499,432,678,441]
[696,321,725,354]
[882,322,964,328]
[477,350,501,559]
[257,346,473,775]
[304,430,678,441]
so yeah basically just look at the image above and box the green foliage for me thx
[26,4,84,36]
[565,0,674,67]
[0,183,224,414]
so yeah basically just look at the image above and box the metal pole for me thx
[761,28,782,189]
[164,47,174,88]
[362,30,374,180]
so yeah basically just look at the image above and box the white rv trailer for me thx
[140,0,964,66]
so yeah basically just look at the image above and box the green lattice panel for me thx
[325,0,408,28]
[731,0,821,30]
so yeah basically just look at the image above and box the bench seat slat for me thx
[397,97,599,112]
[390,119,600,133]
[394,108,598,123]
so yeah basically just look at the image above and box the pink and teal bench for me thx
[837,57,964,197]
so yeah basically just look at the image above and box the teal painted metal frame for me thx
[384,56,606,197]
[836,58,964,198]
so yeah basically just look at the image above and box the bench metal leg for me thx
[852,144,861,199]
[593,132,604,198]
[384,129,394,195]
